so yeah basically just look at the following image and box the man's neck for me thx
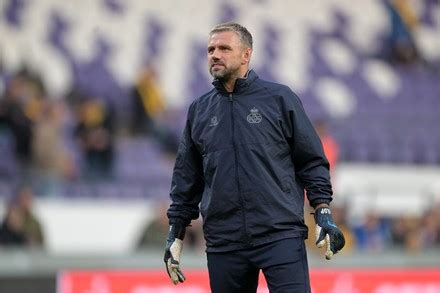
[222,68,249,93]
[223,79,236,93]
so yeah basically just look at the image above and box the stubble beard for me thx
[210,64,240,82]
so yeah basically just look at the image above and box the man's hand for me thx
[164,224,186,285]
[314,206,345,260]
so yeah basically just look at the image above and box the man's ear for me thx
[242,48,252,65]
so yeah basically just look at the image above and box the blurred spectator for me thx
[74,97,115,180]
[130,64,165,136]
[136,201,169,248]
[15,186,45,246]
[381,0,422,64]
[129,64,179,155]
[420,207,440,248]
[314,120,339,174]
[353,211,391,252]
[389,215,408,247]
[400,216,423,253]
[0,69,43,175]
[0,205,27,246]
[137,201,204,251]
[418,204,440,249]
[0,186,44,247]
[32,100,77,195]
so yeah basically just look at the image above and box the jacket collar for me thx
[212,69,258,94]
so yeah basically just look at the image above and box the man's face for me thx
[207,31,249,80]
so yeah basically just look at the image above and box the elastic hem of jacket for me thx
[168,217,191,227]
[309,198,331,209]
[205,230,307,253]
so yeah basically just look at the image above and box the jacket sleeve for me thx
[167,103,205,226]
[281,87,333,208]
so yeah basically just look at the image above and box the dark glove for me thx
[314,206,345,260]
[164,223,186,285]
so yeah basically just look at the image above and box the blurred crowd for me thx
[0,64,180,195]
[304,201,440,256]
[0,67,113,191]
[0,63,182,250]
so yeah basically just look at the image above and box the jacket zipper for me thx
[229,93,251,245]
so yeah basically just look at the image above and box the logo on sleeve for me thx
[247,107,262,124]
[209,116,219,127]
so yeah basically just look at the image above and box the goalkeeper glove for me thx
[314,206,345,260]
[164,223,186,285]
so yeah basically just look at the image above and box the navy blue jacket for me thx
[168,70,332,252]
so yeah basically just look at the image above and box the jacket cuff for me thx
[169,217,191,228]
[309,198,331,209]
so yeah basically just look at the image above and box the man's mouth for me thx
[211,63,224,69]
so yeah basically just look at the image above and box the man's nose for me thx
[211,49,220,60]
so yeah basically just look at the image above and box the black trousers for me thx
[207,237,311,293]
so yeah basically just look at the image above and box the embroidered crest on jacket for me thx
[209,116,219,126]
[247,107,262,124]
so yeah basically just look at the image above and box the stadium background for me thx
[0,0,439,292]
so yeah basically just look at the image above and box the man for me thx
[0,186,44,247]
[164,22,345,292]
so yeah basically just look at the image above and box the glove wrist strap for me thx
[168,223,186,241]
